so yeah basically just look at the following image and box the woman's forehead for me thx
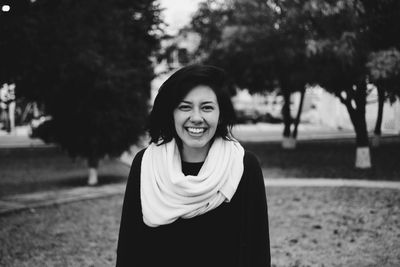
[181,85,218,102]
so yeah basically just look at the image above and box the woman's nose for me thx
[189,109,203,122]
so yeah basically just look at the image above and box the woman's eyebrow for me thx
[179,100,192,104]
[201,101,217,105]
[179,100,216,104]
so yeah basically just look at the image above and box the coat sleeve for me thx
[115,149,146,266]
[244,151,271,267]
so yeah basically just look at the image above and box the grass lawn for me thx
[1,138,400,198]
[244,139,400,180]
[0,147,130,198]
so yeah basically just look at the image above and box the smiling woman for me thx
[116,64,271,267]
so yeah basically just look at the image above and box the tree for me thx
[307,0,400,165]
[304,0,375,168]
[190,0,315,148]
[361,0,400,145]
[0,0,162,184]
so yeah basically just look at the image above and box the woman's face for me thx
[173,85,220,155]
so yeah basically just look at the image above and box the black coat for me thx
[116,149,271,267]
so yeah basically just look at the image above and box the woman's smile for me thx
[185,126,207,136]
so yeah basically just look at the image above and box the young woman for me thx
[116,64,271,266]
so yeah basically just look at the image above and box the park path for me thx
[1,178,400,216]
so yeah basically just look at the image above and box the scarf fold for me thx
[140,137,245,227]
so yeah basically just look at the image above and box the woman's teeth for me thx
[187,127,205,134]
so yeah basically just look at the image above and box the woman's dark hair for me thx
[148,64,237,145]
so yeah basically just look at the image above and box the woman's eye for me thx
[202,105,214,111]
[178,105,191,111]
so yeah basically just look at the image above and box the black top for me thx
[116,149,271,267]
[181,161,203,175]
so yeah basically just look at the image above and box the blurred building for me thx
[231,84,400,133]
[287,85,399,133]
[151,28,201,106]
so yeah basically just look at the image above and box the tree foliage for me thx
[362,0,400,100]
[367,48,400,100]
[190,0,314,93]
[0,0,162,162]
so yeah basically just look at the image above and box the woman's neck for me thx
[181,145,210,163]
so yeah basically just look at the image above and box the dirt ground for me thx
[267,186,400,267]
[0,186,399,267]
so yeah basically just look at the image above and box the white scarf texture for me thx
[140,137,245,227]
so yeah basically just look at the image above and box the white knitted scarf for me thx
[140,137,245,227]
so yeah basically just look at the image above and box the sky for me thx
[159,0,204,34]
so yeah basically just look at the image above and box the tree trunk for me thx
[282,136,296,149]
[340,83,371,169]
[292,87,306,139]
[353,82,371,169]
[355,146,371,169]
[372,86,385,147]
[344,104,371,168]
[87,156,99,185]
[8,101,16,134]
[354,117,371,168]
[281,88,293,149]
[394,99,400,134]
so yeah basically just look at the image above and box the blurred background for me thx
[1,0,400,266]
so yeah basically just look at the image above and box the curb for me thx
[0,184,125,216]
[265,178,400,190]
[1,178,400,216]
